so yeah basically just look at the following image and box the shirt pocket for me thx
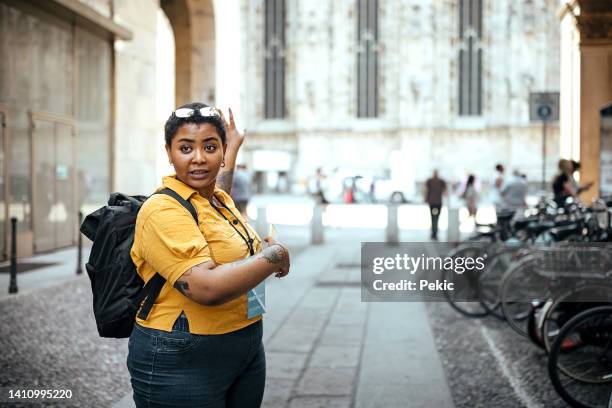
[200,217,238,241]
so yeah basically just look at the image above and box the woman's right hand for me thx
[262,236,290,278]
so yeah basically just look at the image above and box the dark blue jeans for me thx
[127,314,265,408]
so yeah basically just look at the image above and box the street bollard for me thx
[8,217,17,294]
[76,211,83,275]
[447,207,460,242]
[311,204,324,245]
[256,207,267,239]
[386,204,399,244]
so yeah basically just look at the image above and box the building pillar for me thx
[560,1,612,202]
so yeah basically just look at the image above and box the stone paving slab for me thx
[266,351,310,381]
[309,345,361,369]
[288,396,352,408]
[356,301,455,408]
[262,379,295,408]
[295,367,356,396]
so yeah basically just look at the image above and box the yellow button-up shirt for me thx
[130,175,262,334]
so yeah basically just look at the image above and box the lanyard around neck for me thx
[209,195,255,256]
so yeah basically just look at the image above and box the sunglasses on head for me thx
[174,106,220,118]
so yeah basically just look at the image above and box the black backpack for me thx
[80,188,198,338]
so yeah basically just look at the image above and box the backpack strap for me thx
[136,187,199,321]
[157,188,199,224]
[136,274,166,320]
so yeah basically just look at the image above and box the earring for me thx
[169,162,174,166]
[221,161,225,168]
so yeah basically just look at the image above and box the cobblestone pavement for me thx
[427,301,567,408]
[0,277,130,407]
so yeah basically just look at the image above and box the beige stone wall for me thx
[77,0,111,17]
[241,0,562,185]
[188,0,215,104]
[112,0,160,194]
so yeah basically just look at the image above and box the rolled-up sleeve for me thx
[138,204,211,286]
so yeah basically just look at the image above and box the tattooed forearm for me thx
[216,170,235,194]
[262,244,287,264]
[174,279,192,298]
[173,268,194,299]
[224,256,252,269]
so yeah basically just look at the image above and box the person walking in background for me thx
[311,167,329,204]
[424,169,447,241]
[569,160,593,199]
[491,163,505,212]
[552,159,593,207]
[500,169,528,214]
[461,174,479,219]
[231,163,252,217]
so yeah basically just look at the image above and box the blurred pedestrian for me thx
[569,160,593,197]
[461,174,479,218]
[311,167,329,204]
[491,163,505,211]
[424,170,447,240]
[500,169,527,213]
[552,159,593,207]
[231,163,252,217]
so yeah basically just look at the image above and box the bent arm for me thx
[216,109,244,194]
[563,181,576,197]
[173,244,288,306]
[216,147,237,194]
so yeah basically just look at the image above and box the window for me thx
[356,0,378,118]
[458,0,483,116]
[264,0,285,119]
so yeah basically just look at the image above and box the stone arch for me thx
[161,0,215,106]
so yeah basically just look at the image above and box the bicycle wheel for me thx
[443,243,490,318]
[500,254,551,337]
[478,246,523,320]
[527,301,546,350]
[540,285,612,353]
[548,306,612,408]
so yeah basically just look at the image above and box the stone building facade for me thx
[0,0,222,257]
[240,0,561,195]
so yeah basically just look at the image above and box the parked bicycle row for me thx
[443,196,612,408]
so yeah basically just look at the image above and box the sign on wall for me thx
[529,92,560,122]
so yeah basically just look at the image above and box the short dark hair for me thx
[495,164,504,172]
[164,102,226,146]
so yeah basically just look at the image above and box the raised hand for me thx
[216,107,245,194]
[219,108,246,148]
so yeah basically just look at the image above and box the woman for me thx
[461,174,479,218]
[127,102,291,407]
[552,159,593,207]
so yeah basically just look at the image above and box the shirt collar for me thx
[160,175,199,201]
[159,174,226,202]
